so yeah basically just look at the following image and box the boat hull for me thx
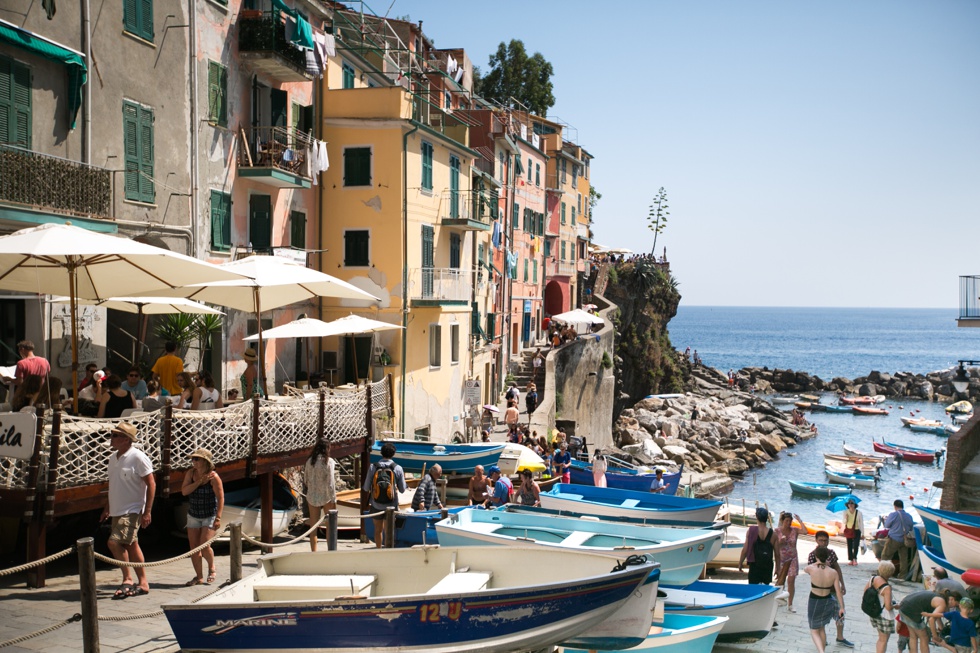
[788,481,852,497]
[842,443,892,462]
[914,504,980,556]
[539,484,722,524]
[916,528,965,587]
[824,468,876,488]
[362,506,470,547]
[661,580,778,643]
[568,459,681,494]
[561,613,728,653]
[873,441,937,463]
[937,521,980,571]
[370,440,505,474]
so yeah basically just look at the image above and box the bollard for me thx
[384,506,396,549]
[229,522,243,583]
[327,509,338,551]
[76,537,100,653]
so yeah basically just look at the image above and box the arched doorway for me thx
[545,280,565,317]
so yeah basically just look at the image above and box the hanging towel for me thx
[305,50,320,77]
[291,13,315,50]
[454,67,464,83]
[313,32,329,74]
[492,221,502,249]
[317,140,330,173]
[321,33,337,57]
[283,149,295,162]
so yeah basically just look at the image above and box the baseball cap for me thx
[486,465,501,475]
[756,507,769,522]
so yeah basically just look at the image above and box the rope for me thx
[240,514,327,548]
[93,526,229,569]
[0,614,81,648]
[0,547,75,577]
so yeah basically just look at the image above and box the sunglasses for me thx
[128,373,140,377]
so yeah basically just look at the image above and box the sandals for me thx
[206,570,217,585]
[185,577,203,587]
[112,584,149,599]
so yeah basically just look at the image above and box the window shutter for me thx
[533,259,538,283]
[140,0,154,40]
[208,62,220,123]
[138,107,154,202]
[0,57,9,144]
[123,102,140,200]
[0,57,32,148]
[523,258,528,282]
[210,191,231,251]
[290,211,306,248]
[123,0,139,34]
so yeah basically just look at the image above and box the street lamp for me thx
[952,360,980,395]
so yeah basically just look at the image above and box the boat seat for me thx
[560,531,594,547]
[660,588,731,608]
[621,499,641,508]
[253,574,377,601]
[426,571,492,595]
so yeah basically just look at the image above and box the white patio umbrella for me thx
[0,222,246,409]
[552,308,604,326]
[161,256,380,395]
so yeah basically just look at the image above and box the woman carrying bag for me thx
[842,499,865,565]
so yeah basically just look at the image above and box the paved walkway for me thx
[0,529,921,652]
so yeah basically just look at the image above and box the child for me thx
[941,597,978,653]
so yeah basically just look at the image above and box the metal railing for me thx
[556,260,577,276]
[237,10,308,75]
[960,276,980,320]
[410,267,472,302]
[0,144,112,218]
[238,126,314,177]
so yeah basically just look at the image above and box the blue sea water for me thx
[666,306,975,525]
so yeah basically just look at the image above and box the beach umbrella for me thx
[242,316,336,385]
[308,314,404,384]
[551,308,604,330]
[482,404,500,414]
[826,495,862,513]
[0,222,245,409]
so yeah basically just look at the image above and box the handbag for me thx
[903,531,916,548]
[843,527,856,539]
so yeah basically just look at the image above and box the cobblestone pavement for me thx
[0,527,920,652]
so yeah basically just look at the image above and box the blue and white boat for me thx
[914,504,980,555]
[824,405,854,413]
[435,508,723,586]
[163,546,657,653]
[908,423,949,436]
[561,613,728,653]
[539,483,723,523]
[915,527,966,586]
[661,580,779,643]
[883,439,942,455]
[369,439,505,474]
[363,506,471,547]
[788,480,852,497]
[824,467,877,488]
[569,459,682,494]
[503,504,726,530]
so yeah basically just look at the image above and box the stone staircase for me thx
[511,348,545,405]
[958,452,980,511]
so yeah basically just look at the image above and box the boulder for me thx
[617,428,649,447]
[858,383,878,397]
[662,445,690,463]
[661,421,681,439]
[742,437,766,454]
[633,397,665,412]
[914,381,935,400]
[710,458,750,475]
[634,409,661,434]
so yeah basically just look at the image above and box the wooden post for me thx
[359,389,372,543]
[260,472,273,552]
[440,507,449,521]
[384,506,395,549]
[160,402,173,498]
[318,387,325,443]
[76,537,100,653]
[23,405,47,585]
[22,405,46,522]
[327,509,338,551]
[28,407,63,588]
[387,373,395,423]
[248,395,261,478]
[229,522,243,583]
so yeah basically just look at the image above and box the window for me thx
[537,212,544,236]
[249,194,271,251]
[449,154,460,218]
[578,193,582,213]
[209,190,231,252]
[544,239,551,257]
[535,163,540,187]
[498,152,505,180]
[290,211,306,249]
[292,102,313,135]
[571,207,576,224]
[523,258,528,282]
[429,324,442,367]
[0,55,31,148]
[344,229,369,266]
[561,202,566,224]
[124,0,154,42]
[207,61,227,126]
[420,141,433,191]
[342,61,355,89]
[123,100,155,203]
[560,158,567,184]
[444,91,451,109]
[450,324,459,364]
[450,233,461,269]
[527,157,531,179]
[343,147,371,186]
[561,241,566,260]
[533,259,538,283]
[512,203,519,230]
[572,164,578,187]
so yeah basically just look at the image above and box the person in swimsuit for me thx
[516,469,540,506]
[805,546,846,653]
[776,511,805,613]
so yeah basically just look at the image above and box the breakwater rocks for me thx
[610,378,818,498]
[739,366,979,403]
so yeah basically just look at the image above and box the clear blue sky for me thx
[384,0,980,308]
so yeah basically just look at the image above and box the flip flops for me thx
[125,586,149,598]
[185,577,203,587]
[112,583,134,600]
[206,570,217,585]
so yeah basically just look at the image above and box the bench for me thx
[253,574,377,602]
[560,531,594,547]
[621,499,641,508]
[426,571,493,595]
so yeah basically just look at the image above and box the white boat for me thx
[176,474,297,539]
[824,467,877,488]
[660,579,779,644]
[951,412,973,424]
[335,479,418,530]
[842,442,894,462]
[937,521,980,571]
[770,396,799,405]
[162,546,658,653]
[709,525,746,567]
[539,483,723,523]
[561,613,728,653]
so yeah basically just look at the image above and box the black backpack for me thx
[861,576,886,618]
[371,461,396,505]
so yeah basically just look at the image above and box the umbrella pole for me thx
[255,289,268,398]
[135,304,144,368]
[69,268,79,413]
[351,335,358,385]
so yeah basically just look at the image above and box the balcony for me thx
[410,268,472,306]
[958,276,980,328]
[439,190,492,231]
[0,144,112,220]
[547,259,576,278]
[237,126,313,189]
[238,10,313,82]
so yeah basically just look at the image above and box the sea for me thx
[667,306,977,526]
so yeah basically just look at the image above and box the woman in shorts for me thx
[181,449,224,585]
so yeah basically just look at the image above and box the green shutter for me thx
[124,0,154,40]
[138,106,154,202]
[421,142,432,190]
[290,211,306,249]
[208,61,226,126]
[561,202,566,224]
[0,55,32,148]
[123,0,139,34]
[140,0,154,40]
[523,258,528,282]
[537,212,544,236]
[533,259,538,283]
[123,102,140,200]
[249,194,272,250]
[344,147,371,186]
[210,190,231,251]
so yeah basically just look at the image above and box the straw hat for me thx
[110,422,138,442]
[190,449,214,468]
[243,348,258,362]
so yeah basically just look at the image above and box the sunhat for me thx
[110,422,138,442]
[190,449,214,466]
[243,348,258,362]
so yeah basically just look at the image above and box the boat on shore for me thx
[362,506,471,547]
[335,479,419,530]
[176,474,297,539]
[163,546,658,653]
[937,521,980,571]
[539,483,723,523]
[502,504,728,530]
[369,439,505,474]
[660,580,779,643]
[913,504,980,555]
[789,480,852,497]
[916,528,966,586]
[569,458,682,494]
[708,525,746,567]
[560,613,728,653]
[824,467,877,488]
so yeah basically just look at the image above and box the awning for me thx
[0,19,87,130]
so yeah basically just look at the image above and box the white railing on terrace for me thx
[410,267,472,302]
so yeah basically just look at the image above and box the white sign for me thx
[463,379,481,406]
[0,411,38,460]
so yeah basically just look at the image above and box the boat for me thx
[163,546,658,653]
[362,506,471,547]
[335,478,419,530]
[539,483,723,524]
[492,442,546,475]
[824,467,877,488]
[842,443,892,462]
[901,417,943,427]
[792,519,839,537]
[794,401,812,409]
[801,394,822,402]
[852,406,889,416]
[770,396,799,405]
[660,580,779,643]
[823,453,885,469]
[369,439,506,474]
[445,473,561,502]
[946,400,973,414]
[937,522,980,571]
[915,527,966,586]
[176,474,298,539]
[809,403,829,412]
[951,412,973,424]
[435,508,723,586]
[908,423,949,436]
[839,394,886,405]
[561,613,728,653]
[873,441,937,464]
[708,525,746,567]
[502,504,728,530]
[568,458,682,494]
[913,504,980,556]
[788,480,852,497]
[824,405,854,413]
[944,424,960,436]
[719,503,771,527]
[823,459,881,476]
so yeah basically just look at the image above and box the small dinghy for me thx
[824,405,854,413]
[569,458,682,494]
[561,613,728,653]
[660,580,779,643]
[369,439,506,474]
[951,412,973,424]
[842,443,892,462]
[946,400,973,414]
[852,406,889,416]
[789,480,852,497]
[539,484,723,524]
[908,422,948,436]
[901,417,942,427]
[824,467,877,488]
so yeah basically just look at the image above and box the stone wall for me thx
[940,413,980,511]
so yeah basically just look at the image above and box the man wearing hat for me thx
[485,466,513,507]
[101,422,155,599]
[553,442,572,484]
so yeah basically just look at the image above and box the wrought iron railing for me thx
[0,144,112,218]
[237,10,308,74]
[238,125,314,177]
[410,267,472,302]
[960,276,980,320]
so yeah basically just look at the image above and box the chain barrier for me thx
[0,546,75,577]
[92,525,230,569]
[0,614,82,648]
[240,513,327,548]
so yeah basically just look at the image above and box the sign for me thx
[463,379,481,405]
[0,411,38,460]
[523,300,531,313]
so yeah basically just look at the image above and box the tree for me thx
[647,187,669,256]
[588,185,602,223]
[476,40,555,116]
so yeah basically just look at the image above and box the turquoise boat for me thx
[824,467,877,488]
[539,483,723,523]
[908,423,948,436]
[788,480,852,497]
[435,508,724,586]
[824,405,854,413]
[661,580,779,643]
[369,439,505,474]
[561,614,728,653]
[504,504,726,530]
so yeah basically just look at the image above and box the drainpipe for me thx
[400,121,420,434]
[188,0,200,258]
[82,0,91,164]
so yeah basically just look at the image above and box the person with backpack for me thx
[863,560,897,653]
[361,442,406,548]
[738,507,779,586]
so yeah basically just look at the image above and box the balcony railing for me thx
[238,10,312,82]
[437,189,493,231]
[410,268,472,304]
[0,144,112,219]
[238,126,314,187]
[958,276,980,327]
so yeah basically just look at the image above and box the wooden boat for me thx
[770,396,799,405]
[873,441,937,463]
[913,504,980,556]
[561,614,728,653]
[719,503,770,527]
[445,473,560,503]
[362,506,471,547]
[824,467,877,488]
[435,509,722,586]
[823,405,854,413]
[908,423,948,436]
[163,546,658,653]
[852,406,889,416]
[842,443,892,462]
[840,394,886,405]
[800,394,821,402]
[539,483,723,524]
[824,459,881,476]
[809,403,829,412]
[901,417,943,427]
[334,478,419,530]
[794,401,812,409]
[946,400,973,414]
[823,453,885,469]
[370,439,506,474]
[709,525,746,567]
[937,521,980,571]
[915,528,966,586]
[502,504,728,530]
[789,480,852,497]
[660,580,778,644]
[176,474,297,539]
[569,458,681,494]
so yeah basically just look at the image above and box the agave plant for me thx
[153,313,198,358]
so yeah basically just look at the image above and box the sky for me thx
[381,0,979,308]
